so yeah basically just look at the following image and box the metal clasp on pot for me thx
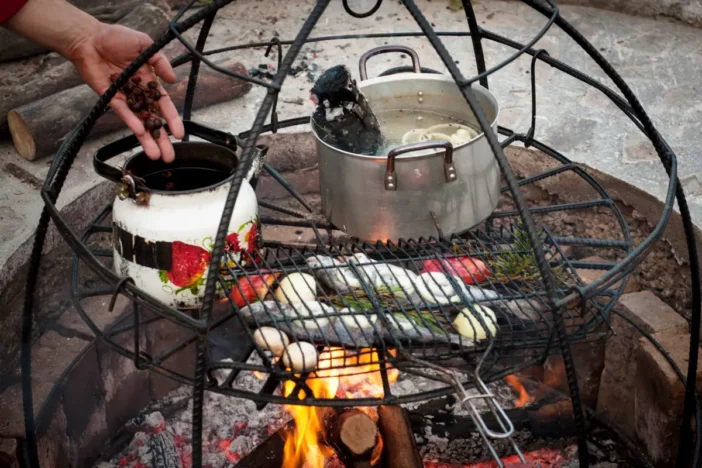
[385,140,457,191]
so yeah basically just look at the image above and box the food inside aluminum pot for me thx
[377,110,480,154]
[310,65,481,157]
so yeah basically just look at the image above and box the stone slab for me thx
[0,331,88,437]
[549,0,702,28]
[62,345,108,468]
[146,318,197,400]
[635,328,702,467]
[97,330,151,439]
[0,438,19,468]
[597,291,689,439]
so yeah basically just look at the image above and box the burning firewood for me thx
[327,409,379,468]
[378,405,423,468]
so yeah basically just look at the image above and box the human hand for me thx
[67,24,185,162]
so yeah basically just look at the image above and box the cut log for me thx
[328,409,379,468]
[0,1,171,136]
[0,2,141,63]
[378,405,423,468]
[8,59,252,161]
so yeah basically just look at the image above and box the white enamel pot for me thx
[96,141,262,309]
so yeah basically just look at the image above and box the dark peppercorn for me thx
[151,129,161,139]
[148,81,158,90]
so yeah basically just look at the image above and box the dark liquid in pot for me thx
[141,167,230,192]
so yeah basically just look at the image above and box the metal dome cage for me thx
[19,0,702,467]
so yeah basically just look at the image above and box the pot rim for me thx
[123,141,243,196]
[310,73,500,160]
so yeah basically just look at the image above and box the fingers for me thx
[156,128,175,163]
[111,98,161,160]
[157,82,185,140]
[148,52,177,83]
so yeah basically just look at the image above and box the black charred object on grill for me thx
[310,65,384,155]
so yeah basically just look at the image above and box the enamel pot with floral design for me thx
[95,141,263,309]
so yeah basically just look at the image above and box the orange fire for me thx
[282,347,398,468]
[504,375,534,408]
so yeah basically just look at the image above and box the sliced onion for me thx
[275,272,317,303]
[453,305,497,341]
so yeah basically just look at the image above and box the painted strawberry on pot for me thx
[224,218,260,265]
[241,220,260,252]
[225,231,242,254]
[160,241,211,290]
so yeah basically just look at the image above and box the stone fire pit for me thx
[0,134,699,468]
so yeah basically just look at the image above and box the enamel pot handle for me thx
[93,120,240,184]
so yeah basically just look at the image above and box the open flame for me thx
[282,347,398,468]
[504,375,534,408]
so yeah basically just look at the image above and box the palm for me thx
[70,24,184,162]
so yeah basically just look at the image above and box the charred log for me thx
[378,405,423,468]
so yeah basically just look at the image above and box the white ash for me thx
[96,356,290,468]
[95,352,519,467]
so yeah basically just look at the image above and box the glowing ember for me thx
[504,375,533,408]
[282,347,398,468]
[424,446,574,467]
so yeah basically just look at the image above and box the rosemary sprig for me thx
[329,285,406,310]
[328,285,450,334]
[404,311,448,334]
[481,227,573,287]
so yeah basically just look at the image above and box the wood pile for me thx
[0,0,254,161]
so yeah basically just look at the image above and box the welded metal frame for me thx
[19,1,701,467]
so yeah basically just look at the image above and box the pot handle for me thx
[93,120,241,184]
[359,45,421,81]
[385,141,457,191]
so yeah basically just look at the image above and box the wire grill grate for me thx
[209,225,606,379]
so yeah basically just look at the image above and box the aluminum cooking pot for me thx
[94,129,264,309]
[311,46,500,241]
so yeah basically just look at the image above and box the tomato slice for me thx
[230,273,279,307]
[422,257,489,284]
